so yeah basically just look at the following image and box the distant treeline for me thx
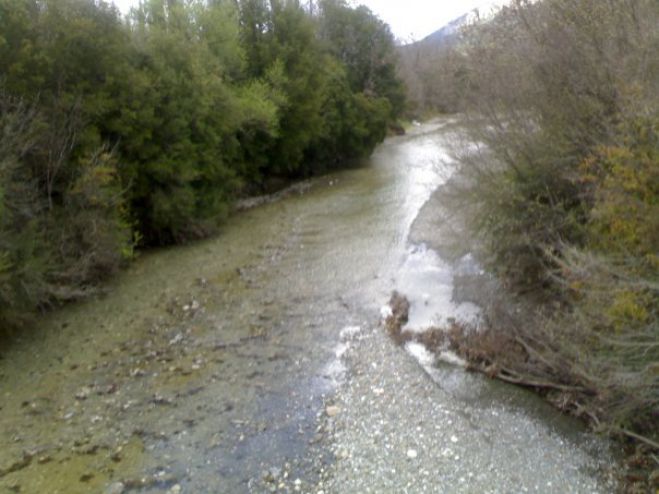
[411,0,658,464]
[0,0,404,326]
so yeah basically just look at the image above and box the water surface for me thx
[0,120,613,493]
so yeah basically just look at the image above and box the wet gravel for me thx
[317,321,619,493]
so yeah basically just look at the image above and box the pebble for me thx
[105,482,125,494]
[325,405,341,417]
[75,387,91,400]
[321,320,617,493]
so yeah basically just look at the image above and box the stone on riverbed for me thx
[105,482,125,494]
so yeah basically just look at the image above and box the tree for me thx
[121,0,278,243]
[0,0,407,328]
[318,0,404,118]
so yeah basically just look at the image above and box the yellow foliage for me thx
[583,120,659,273]
[606,290,650,332]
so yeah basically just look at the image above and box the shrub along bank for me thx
[0,0,405,330]
[421,0,657,487]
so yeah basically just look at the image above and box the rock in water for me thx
[385,291,411,344]
[105,483,125,494]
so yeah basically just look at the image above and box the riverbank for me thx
[408,182,657,491]
[316,302,618,492]
[0,167,346,342]
[0,119,624,493]
[313,121,620,492]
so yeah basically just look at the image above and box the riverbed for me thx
[0,120,616,493]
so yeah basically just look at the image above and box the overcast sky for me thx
[348,0,504,41]
[112,0,505,41]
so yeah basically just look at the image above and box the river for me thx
[0,119,615,493]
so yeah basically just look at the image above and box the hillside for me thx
[396,13,471,114]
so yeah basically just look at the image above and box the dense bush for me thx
[429,0,658,450]
[0,93,132,328]
[0,0,404,328]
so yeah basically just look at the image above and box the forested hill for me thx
[396,11,472,114]
[0,0,405,328]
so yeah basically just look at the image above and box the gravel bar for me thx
[317,321,618,493]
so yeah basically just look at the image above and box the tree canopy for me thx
[0,0,405,327]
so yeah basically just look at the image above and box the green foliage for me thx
[235,0,404,177]
[568,119,658,338]
[119,0,245,242]
[0,101,52,327]
[319,0,405,118]
[0,93,132,330]
[583,121,659,266]
[303,56,391,169]
[261,1,328,175]
[0,0,405,329]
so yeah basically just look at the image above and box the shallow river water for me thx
[0,120,615,493]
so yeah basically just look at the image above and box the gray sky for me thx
[112,0,505,41]
[348,0,505,41]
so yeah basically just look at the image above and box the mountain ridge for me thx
[399,2,506,49]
